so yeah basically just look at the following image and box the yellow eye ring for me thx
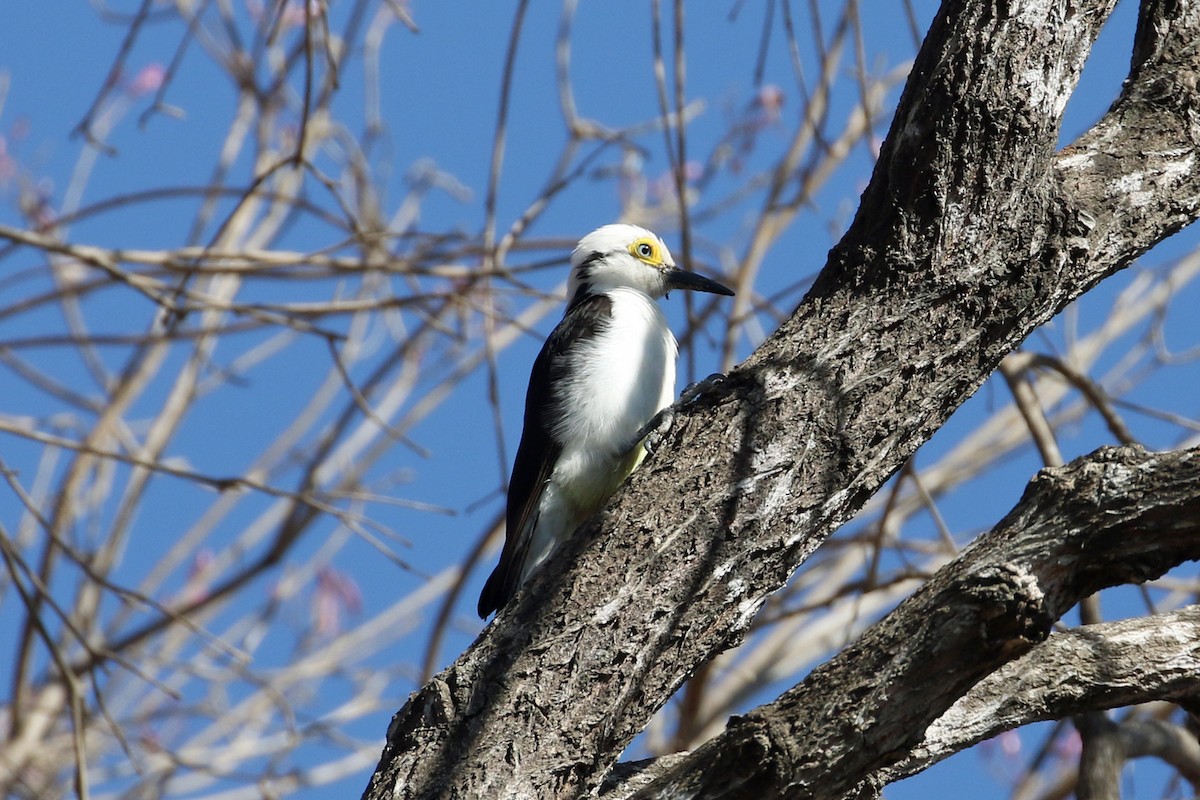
[629,237,661,263]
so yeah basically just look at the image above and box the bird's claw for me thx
[679,372,727,405]
[638,407,676,457]
[637,373,727,457]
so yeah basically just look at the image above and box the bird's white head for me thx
[567,223,734,309]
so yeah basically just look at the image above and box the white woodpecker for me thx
[477,223,734,618]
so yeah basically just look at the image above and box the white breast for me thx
[556,288,676,449]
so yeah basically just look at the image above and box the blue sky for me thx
[2,1,1198,798]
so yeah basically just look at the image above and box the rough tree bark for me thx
[363,1,1200,798]
[871,603,1200,790]
[627,445,1200,799]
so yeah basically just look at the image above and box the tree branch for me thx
[870,604,1200,791]
[1057,0,1200,276]
[623,445,1200,799]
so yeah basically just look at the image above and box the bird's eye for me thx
[630,238,660,262]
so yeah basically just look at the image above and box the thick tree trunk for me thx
[363,1,1200,798]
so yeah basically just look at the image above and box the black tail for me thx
[477,543,525,618]
[477,564,509,618]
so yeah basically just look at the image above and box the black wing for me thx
[477,293,613,617]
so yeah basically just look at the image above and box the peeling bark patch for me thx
[960,563,1051,650]
[1111,153,1197,208]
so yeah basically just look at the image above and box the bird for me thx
[477,223,734,618]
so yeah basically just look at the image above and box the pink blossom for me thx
[176,548,215,604]
[0,136,13,184]
[755,84,785,123]
[981,729,1022,761]
[997,729,1022,757]
[188,548,215,578]
[1055,728,1083,758]
[313,566,363,636]
[128,63,166,97]
[649,162,703,202]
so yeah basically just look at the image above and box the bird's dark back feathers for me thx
[477,292,615,618]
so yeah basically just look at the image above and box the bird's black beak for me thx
[665,267,735,297]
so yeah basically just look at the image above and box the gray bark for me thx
[363,0,1200,798]
[868,605,1200,792]
[624,445,1200,799]
[1076,713,1124,800]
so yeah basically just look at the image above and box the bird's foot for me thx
[679,372,727,406]
[638,407,675,457]
[637,373,727,457]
